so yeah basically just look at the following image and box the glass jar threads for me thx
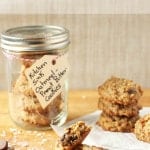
[1,25,70,130]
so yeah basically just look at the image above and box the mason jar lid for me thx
[1,25,70,54]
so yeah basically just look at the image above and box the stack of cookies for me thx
[97,76,143,132]
[11,65,62,127]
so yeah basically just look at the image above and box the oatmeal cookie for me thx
[98,76,143,105]
[98,96,141,117]
[21,110,50,126]
[15,94,62,126]
[56,121,91,150]
[13,66,35,97]
[13,65,63,126]
[20,54,42,68]
[22,95,45,114]
[22,94,61,114]
[97,112,139,132]
[134,114,150,143]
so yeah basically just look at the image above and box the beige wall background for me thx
[0,1,150,89]
[0,0,150,14]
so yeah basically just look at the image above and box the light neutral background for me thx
[0,1,150,89]
[0,0,150,14]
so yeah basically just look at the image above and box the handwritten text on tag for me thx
[25,54,68,109]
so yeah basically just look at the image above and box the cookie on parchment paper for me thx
[97,112,139,132]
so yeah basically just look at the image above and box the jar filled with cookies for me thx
[1,25,70,130]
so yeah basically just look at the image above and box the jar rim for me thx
[1,25,70,53]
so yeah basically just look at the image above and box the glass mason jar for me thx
[1,25,70,130]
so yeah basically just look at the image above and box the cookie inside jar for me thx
[9,55,67,130]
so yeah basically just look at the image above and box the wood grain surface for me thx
[0,89,150,149]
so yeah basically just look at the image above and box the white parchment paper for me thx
[52,107,150,150]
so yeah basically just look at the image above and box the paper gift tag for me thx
[25,54,69,109]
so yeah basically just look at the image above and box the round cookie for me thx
[21,110,50,126]
[13,66,35,97]
[98,112,139,132]
[22,94,62,114]
[22,95,45,114]
[98,76,143,105]
[98,97,141,117]
[134,114,150,143]
[19,94,62,126]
